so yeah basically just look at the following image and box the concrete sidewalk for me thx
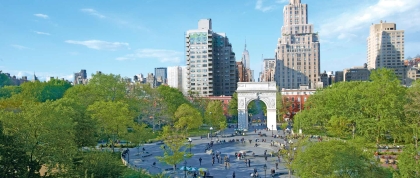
[123,123,296,178]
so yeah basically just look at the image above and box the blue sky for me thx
[0,0,419,81]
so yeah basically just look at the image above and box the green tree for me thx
[88,73,127,102]
[228,92,238,119]
[279,138,306,177]
[87,101,134,152]
[63,84,99,107]
[400,80,420,177]
[247,100,258,115]
[157,85,189,119]
[205,100,225,129]
[0,85,21,99]
[396,144,420,177]
[292,140,391,178]
[219,120,227,136]
[174,103,203,134]
[294,68,406,142]
[362,68,406,143]
[19,79,72,102]
[0,73,13,87]
[157,126,187,172]
[69,152,125,178]
[56,98,98,147]
[0,101,77,177]
[188,90,210,119]
[0,121,30,178]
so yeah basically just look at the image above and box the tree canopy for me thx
[292,140,391,178]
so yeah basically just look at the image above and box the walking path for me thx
[123,123,296,178]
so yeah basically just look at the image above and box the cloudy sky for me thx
[0,0,419,81]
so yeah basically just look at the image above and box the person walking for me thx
[248,159,251,167]
[232,171,236,178]
[199,157,202,166]
[265,156,268,161]
[212,156,215,166]
[275,162,279,170]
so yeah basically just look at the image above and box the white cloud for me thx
[276,0,288,3]
[65,40,129,51]
[117,49,183,63]
[81,8,105,18]
[319,0,420,40]
[337,33,357,41]
[34,13,49,19]
[34,31,50,35]
[10,44,30,50]
[255,0,276,12]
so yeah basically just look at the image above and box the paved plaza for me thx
[123,123,295,178]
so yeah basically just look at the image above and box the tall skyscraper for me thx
[275,0,320,89]
[241,42,250,69]
[74,69,87,85]
[186,19,237,96]
[367,21,405,81]
[260,58,276,82]
[154,67,167,86]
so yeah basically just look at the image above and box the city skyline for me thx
[0,0,419,81]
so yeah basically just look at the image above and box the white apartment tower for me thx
[186,19,237,96]
[167,66,183,90]
[367,21,405,80]
[274,0,320,89]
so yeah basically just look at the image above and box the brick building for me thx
[281,86,316,120]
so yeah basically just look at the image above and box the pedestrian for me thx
[265,156,268,161]
[212,157,215,166]
[244,159,247,166]
[275,162,278,170]
[248,159,251,167]
[199,157,202,166]
[233,171,236,178]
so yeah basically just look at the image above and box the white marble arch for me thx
[236,82,277,131]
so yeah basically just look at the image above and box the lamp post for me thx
[263,164,267,178]
[184,160,187,178]
[271,125,274,136]
[127,148,130,164]
[210,127,213,141]
[188,138,192,154]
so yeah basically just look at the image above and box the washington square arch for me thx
[237,82,277,131]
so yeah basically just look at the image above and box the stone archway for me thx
[237,82,277,131]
